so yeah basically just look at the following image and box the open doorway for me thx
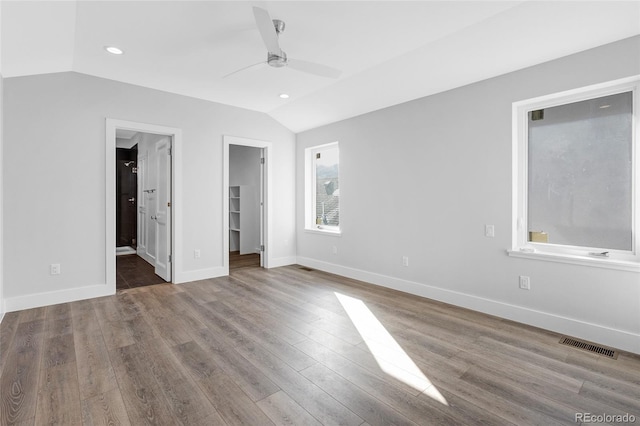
[223,135,272,273]
[106,119,181,293]
[229,145,263,271]
[114,130,172,289]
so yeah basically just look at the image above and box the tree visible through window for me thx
[306,142,340,232]
[315,147,339,227]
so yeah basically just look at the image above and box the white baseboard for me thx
[4,284,115,313]
[296,256,640,355]
[174,266,227,284]
[3,264,229,311]
[268,256,297,269]
[175,255,296,282]
[116,246,136,256]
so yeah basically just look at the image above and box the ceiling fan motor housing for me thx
[268,51,288,67]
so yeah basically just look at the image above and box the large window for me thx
[511,77,639,270]
[305,142,340,233]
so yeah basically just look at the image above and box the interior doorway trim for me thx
[105,118,182,291]
[223,135,272,272]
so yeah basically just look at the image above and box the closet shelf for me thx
[229,185,254,254]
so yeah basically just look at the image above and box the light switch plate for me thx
[485,225,495,238]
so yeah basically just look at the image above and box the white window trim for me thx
[305,142,341,235]
[509,76,640,272]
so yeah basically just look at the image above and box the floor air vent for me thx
[559,336,618,359]
[299,266,314,272]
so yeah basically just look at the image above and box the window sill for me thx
[507,249,640,272]
[305,227,342,237]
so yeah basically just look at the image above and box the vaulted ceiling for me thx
[2,1,639,132]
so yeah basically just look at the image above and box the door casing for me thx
[106,119,182,291]
[223,135,272,272]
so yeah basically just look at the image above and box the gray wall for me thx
[296,36,640,354]
[3,72,295,307]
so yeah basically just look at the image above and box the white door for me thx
[154,137,171,281]
[259,150,265,267]
[137,152,155,264]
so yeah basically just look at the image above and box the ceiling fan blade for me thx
[288,59,342,79]
[222,61,266,79]
[253,7,281,54]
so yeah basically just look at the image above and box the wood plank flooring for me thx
[229,251,261,271]
[116,254,166,290]
[1,265,639,425]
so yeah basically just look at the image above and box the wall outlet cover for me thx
[50,264,61,275]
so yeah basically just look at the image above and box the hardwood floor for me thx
[116,254,166,290]
[229,251,261,271]
[1,265,639,425]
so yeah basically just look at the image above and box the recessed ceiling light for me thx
[104,46,124,55]
[279,93,289,99]
[599,104,611,109]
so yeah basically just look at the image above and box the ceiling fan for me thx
[223,7,342,79]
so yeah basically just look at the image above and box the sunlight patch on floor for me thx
[335,292,449,406]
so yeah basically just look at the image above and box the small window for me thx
[512,77,639,270]
[305,142,340,233]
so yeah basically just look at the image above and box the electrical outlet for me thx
[402,256,409,267]
[332,246,338,255]
[519,275,530,290]
[194,249,201,259]
[50,264,61,275]
[485,225,495,238]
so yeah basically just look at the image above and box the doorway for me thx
[114,130,172,289]
[223,135,272,273]
[229,145,263,271]
[106,119,181,293]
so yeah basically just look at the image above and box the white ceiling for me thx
[2,1,639,132]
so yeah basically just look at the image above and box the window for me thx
[305,142,340,234]
[511,77,640,270]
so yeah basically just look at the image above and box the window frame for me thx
[305,141,341,235]
[510,76,640,272]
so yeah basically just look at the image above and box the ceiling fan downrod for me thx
[272,19,285,35]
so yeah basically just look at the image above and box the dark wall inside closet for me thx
[116,147,138,248]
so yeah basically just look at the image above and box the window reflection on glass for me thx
[527,91,632,250]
